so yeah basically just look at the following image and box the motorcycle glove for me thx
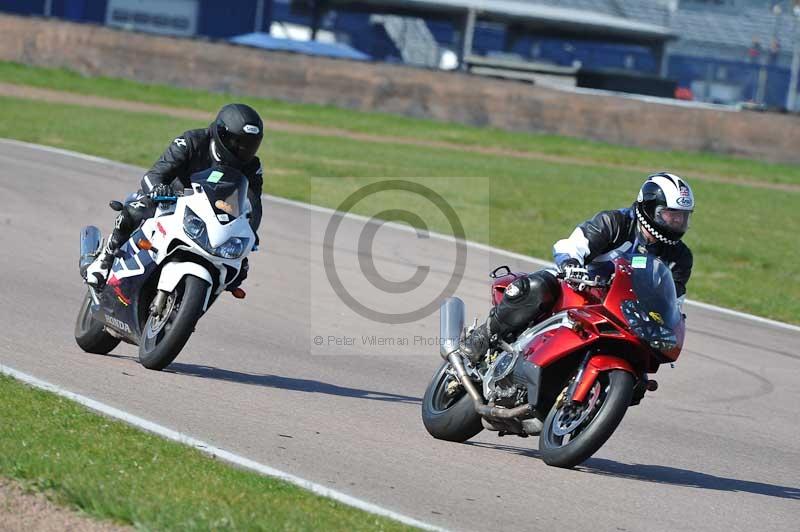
[557,257,582,273]
[149,183,173,199]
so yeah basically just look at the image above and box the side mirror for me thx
[109,201,124,212]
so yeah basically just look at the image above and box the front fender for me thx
[571,355,636,403]
[157,262,213,310]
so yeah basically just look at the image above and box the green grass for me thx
[0,374,414,531]
[2,60,800,186]
[2,58,799,324]
[0,61,797,530]
[2,93,797,324]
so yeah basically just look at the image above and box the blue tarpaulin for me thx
[230,32,371,61]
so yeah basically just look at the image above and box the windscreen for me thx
[628,254,681,330]
[189,167,248,220]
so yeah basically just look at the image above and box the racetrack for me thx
[0,140,797,531]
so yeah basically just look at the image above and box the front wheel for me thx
[74,291,120,354]
[138,276,209,371]
[539,369,634,468]
[421,361,483,442]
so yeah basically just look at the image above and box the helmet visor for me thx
[216,123,261,164]
[655,206,691,234]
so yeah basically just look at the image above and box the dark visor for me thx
[217,124,261,163]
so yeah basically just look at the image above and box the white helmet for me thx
[635,172,695,245]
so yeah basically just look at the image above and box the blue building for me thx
[2,0,798,108]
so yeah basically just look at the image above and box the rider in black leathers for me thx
[86,103,264,289]
[461,173,695,360]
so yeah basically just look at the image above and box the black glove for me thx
[557,258,582,273]
[149,183,173,199]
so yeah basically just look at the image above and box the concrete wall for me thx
[2,14,799,163]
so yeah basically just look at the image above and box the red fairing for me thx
[571,355,636,403]
[553,280,604,312]
[516,255,684,405]
[525,326,597,368]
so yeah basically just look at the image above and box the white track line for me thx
[0,364,447,532]
[5,137,798,334]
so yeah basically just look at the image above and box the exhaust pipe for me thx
[439,297,465,360]
[448,350,533,419]
[475,402,533,419]
[439,297,534,422]
[79,226,102,278]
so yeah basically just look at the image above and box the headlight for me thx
[183,208,206,239]
[621,300,677,353]
[215,237,248,259]
[183,208,248,259]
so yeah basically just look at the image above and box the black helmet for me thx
[635,172,695,245]
[210,103,263,168]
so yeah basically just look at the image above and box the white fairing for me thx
[140,177,256,301]
[157,262,213,291]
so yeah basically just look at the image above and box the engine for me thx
[482,350,526,407]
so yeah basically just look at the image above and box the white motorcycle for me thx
[74,166,255,370]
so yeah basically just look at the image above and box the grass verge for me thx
[0,373,415,531]
[1,60,799,186]
[1,92,797,324]
[0,63,800,323]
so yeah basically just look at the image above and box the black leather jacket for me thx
[553,207,693,297]
[140,128,263,239]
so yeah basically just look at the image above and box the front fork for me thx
[150,290,170,318]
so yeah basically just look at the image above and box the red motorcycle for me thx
[421,252,685,468]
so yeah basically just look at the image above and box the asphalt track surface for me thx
[1,141,798,531]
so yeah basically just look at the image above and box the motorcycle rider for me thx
[462,172,695,359]
[86,103,265,289]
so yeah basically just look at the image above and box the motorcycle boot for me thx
[85,240,115,288]
[87,194,155,289]
[461,309,497,364]
[461,319,493,363]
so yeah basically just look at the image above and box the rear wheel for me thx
[74,291,120,354]
[421,361,483,442]
[138,276,208,371]
[539,369,634,468]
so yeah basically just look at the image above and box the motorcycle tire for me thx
[539,369,634,468]
[74,291,121,355]
[138,276,208,371]
[421,361,483,442]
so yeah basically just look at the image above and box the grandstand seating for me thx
[523,0,795,64]
[266,0,799,106]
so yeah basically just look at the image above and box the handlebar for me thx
[557,267,609,290]
[152,195,178,203]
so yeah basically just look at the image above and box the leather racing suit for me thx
[104,128,264,288]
